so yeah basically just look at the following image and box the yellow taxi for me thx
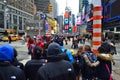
[2,36,9,42]
[11,35,18,41]
[18,36,22,40]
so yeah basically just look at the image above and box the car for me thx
[11,35,18,41]
[18,36,22,40]
[2,36,9,42]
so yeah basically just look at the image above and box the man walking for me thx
[36,42,76,80]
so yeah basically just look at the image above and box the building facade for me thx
[0,0,34,34]
[48,0,57,18]
[34,0,50,13]
[102,0,120,41]
[57,15,64,34]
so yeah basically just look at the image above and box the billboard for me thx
[64,12,69,18]
[76,17,82,26]
[64,25,69,30]
[64,18,69,25]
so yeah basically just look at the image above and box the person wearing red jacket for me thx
[27,37,34,55]
[36,38,44,49]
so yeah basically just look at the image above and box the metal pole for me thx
[92,0,102,54]
[38,12,41,35]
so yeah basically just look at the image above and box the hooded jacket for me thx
[36,42,76,80]
[60,46,74,64]
[25,46,46,80]
[0,44,26,80]
[0,62,26,80]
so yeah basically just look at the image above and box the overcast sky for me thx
[56,0,79,16]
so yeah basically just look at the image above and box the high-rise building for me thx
[8,0,34,14]
[57,15,64,33]
[45,0,57,19]
[79,0,83,12]
[34,0,50,13]
[49,0,57,18]
[0,0,35,34]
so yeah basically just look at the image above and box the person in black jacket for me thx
[0,44,26,80]
[8,35,12,43]
[12,48,24,70]
[24,46,47,80]
[36,42,76,80]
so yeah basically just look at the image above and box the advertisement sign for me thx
[64,18,69,24]
[76,17,82,25]
[64,25,69,30]
[73,26,77,33]
[64,12,69,18]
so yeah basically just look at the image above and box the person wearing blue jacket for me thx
[60,46,74,64]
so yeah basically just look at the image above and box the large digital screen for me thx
[64,18,69,25]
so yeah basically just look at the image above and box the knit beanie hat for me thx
[0,44,14,61]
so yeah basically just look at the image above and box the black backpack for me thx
[82,51,98,76]
[73,55,85,72]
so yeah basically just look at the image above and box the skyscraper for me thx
[0,0,34,33]
[34,0,50,13]
[8,0,34,14]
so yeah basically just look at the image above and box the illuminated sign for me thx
[64,18,69,24]
[64,12,69,18]
[64,25,69,29]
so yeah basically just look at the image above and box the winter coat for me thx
[0,62,26,80]
[96,58,111,80]
[24,59,46,80]
[36,60,76,80]
[12,58,24,70]
[36,43,76,80]
[61,46,74,64]
[36,41,44,48]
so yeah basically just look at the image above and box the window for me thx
[0,12,4,29]
[19,17,22,30]
[13,15,17,25]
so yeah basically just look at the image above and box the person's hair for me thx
[78,46,83,50]
[76,46,83,55]
[33,46,42,59]
[84,45,91,51]
[98,46,105,53]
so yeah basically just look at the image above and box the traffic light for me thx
[48,4,52,12]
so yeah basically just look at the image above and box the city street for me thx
[0,40,120,79]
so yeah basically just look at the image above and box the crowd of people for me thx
[0,34,117,80]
